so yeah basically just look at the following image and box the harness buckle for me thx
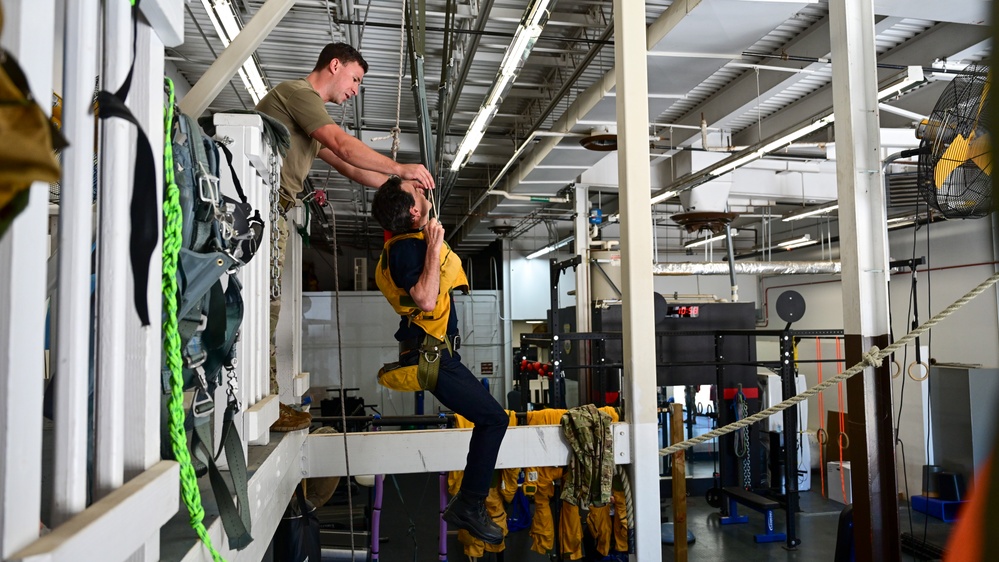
[423,346,440,364]
[192,388,215,418]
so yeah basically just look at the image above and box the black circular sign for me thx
[776,290,806,324]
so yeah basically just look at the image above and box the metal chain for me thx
[739,399,750,488]
[225,360,241,411]
[268,148,282,299]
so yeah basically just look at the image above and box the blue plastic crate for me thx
[911,495,966,523]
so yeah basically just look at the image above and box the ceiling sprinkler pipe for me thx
[488,190,570,203]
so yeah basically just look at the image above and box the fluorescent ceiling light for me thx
[782,202,839,222]
[525,320,546,324]
[201,0,268,103]
[685,229,737,248]
[450,0,551,173]
[526,235,574,259]
[777,234,817,250]
[650,190,679,205]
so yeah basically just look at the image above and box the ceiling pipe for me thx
[450,0,705,242]
[653,261,841,275]
[488,190,570,203]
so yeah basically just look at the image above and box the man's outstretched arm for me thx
[311,122,435,188]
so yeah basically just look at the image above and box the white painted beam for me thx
[94,0,135,502]
[52,0,98,527]
[179,0,297,117]
[303,424,632,477]
[9,461,180,562]
[613,0,662,560]
[829,0,899,558]
[139,0,185,48]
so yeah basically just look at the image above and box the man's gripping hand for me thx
[399,163,436,189]
[424,218,444,251]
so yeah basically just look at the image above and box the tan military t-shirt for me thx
[255,79,334,203]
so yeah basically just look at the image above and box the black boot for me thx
[442,491,504,545]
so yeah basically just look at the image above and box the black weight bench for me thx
[719,487,786,543]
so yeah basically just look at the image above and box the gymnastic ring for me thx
[838,431,850,450]
[697,403,704,415]
[908,361,930,382]
[890,359,902,379]
[816,428,828,446]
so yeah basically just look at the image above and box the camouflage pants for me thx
[269,214,289,396]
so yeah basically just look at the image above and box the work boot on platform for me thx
[442,491,503,545]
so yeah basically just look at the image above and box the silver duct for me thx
[653,261,841,275]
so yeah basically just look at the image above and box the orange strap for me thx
[816,338,826,498]
[835,337,847,503]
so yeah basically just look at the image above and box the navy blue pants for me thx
[401,347,508,498]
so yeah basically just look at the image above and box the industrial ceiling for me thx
[167,0,992,260]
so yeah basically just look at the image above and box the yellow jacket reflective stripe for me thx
[374,230,469,340]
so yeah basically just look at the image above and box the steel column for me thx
[574,183,592,404]
[613,0,661,559]
[829,0,900,560]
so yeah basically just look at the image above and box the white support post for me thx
[94,0,135,502]
[9,461,180,562]
[829,0,900,559]
[178,0,298,117]
[0,2,53,555]
[278,206,307,402]
[214,113,279,447]
[501,240,514,402]
[573,183,592,404]
[51,0,99,528]
[123,2,166,484]
[613,0,661,560]
[123,15,166,562]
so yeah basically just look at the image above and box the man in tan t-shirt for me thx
[257,42,434,430]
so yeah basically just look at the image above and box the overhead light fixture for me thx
[684,229,737,249]
[450,0,552,172]
[782,201,839,222]
[650,190,680,205]
[525,320,546,324]
[648,66,925,204]
[777,234,817,250]
[201,0,269,103]
[526,235,574,259]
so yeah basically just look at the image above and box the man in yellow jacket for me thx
[372,177,509,544]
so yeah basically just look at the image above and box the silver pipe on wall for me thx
[653,261,841,276]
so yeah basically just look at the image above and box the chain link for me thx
[268,149,282,300]
[740,399,751,488]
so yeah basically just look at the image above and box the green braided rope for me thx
[661,271,999,456]
[162,77,225,562]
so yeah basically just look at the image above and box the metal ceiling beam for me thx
[440,0,496,147]
[731,20,990,146]
[450,0,706,248]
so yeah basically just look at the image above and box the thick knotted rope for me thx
[660,271,999,456]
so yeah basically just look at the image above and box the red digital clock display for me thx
[666,305,700,318]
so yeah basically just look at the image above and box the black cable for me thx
[922,209,934,544]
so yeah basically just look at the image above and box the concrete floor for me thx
[309,472,955,562]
